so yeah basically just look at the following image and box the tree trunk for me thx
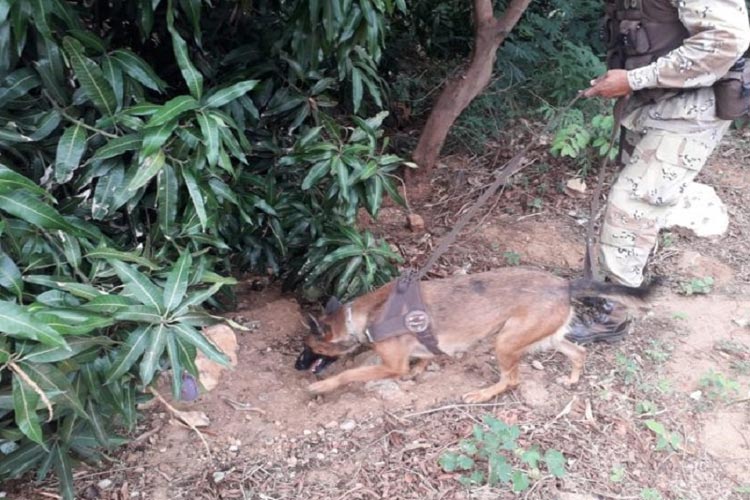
[408,0,532,200]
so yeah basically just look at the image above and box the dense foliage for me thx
[0,0,406,496]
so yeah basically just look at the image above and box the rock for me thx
[364,379,402,400]
[315,452,325,460]
[97,479,113,490]
[324,420,338,429]
[426,362,440,372]
[564,178,587,197]
[194,324,239,392]
[229,445,239,452]
[213,471,226,483]
[339,419,356,431]
[531,360,544,371]
[407,213,425,232]
[303,429,312,436]
[287,456,298,468]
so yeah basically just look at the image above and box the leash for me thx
[582,96,629,281]
[415,92,588,280]
[366,92,626,354]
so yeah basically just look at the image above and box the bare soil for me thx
[6,132,750,500]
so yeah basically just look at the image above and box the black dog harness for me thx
[365,270,444,355]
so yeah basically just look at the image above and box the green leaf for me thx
[511,470,530,492]
[165,334,184,400]
[140,120,177,159]
[139,323,167,385]
[54,124,88,184]
[198,112,220,167]
[173,282,222,316]
[488,454,512,485]
[0,441,46,478]
[28,110,62,142]
[146,95,199,128]
[92,134,142,161]
[0,301,68,348]
[164,251,192,312]
[439,452,458,472]
[105,326,150,384]
[179,0,202,45]
[0,68,40,106]
[101,55,123,110]
[181,165,207,231]
[128,149,166,191]
[108,260,164,313]
[456,454,474,470]
[82,294,138,314]
[544,449,566,478]
[23,337,107,363]
[110,49,166,92]
[0,165,52,200]
[85,246,159,270]
[62,37,116,116]
[351,67,363,113]
[172,323,230,367]
[0,250,23,299]
[113,306,164,324]
[85,398,110,448]
[0,190,73,232]
[53,443,75,500]
[92,163,125,220]
[157,164,178,236]
[167,8,203,99]
[19,362,88,419]
[13,375,44,445]
[301,161,329,190]
[205,80,258,108]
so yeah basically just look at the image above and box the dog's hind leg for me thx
[463,319,525,404]
[552,337,586,386]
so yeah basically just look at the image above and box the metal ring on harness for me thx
[404,309,430,333]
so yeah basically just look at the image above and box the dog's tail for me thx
[568,277,658,302]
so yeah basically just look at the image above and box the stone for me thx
[407,213,425,232]
[364,379,402,400]
[339,419,356,431]
[97,479,113,490]
[194,324,239,392]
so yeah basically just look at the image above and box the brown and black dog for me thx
[297,267,651,403]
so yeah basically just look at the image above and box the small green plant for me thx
[530,197,544,211]
[645,340,672,364]
[640,488,664,500]
[698,370,741,402]
[679,277,714,296]
[503,251,522,266]
[644,420,681,452]
[660,232,675,248]
[636,400,658,416]
[610,465,626,483]
[672,312,688,321]
[616,352,641,385]
[736,485,750,496]
[439,415,566,492]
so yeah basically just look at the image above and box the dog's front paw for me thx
[462,389,493,404]
[308,379,338,394]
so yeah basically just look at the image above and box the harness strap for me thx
[367,270,444,355]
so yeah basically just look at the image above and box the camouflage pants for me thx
[599,122,730,287]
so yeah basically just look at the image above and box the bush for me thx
[0,1,406,496]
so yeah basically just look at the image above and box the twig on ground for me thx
[148,387,213,460]
[400,402,506,419]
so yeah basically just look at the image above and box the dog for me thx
[296,267,651,403]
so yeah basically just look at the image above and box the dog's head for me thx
[294,297,358,375]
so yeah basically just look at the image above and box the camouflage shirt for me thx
[624,0,750,132]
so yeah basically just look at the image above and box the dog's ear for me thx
[325,296,342,315]
[307,314,322,337]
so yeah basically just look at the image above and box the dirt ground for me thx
[7,131,750,500]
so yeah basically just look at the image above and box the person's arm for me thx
[628,0,750,91]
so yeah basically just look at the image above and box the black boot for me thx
[566,297,631,345]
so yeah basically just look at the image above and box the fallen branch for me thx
[148,387,213,460]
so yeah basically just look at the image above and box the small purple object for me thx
[180,372,199,401]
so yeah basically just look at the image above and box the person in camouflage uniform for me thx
[568,0,750,343]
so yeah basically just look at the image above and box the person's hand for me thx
[582,70,632,98]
